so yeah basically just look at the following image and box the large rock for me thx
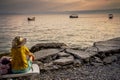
[95,46,119,53]
[34,49,61,62]
[95,41,120,47]
[108,37,120,42]
[30,43,68,53]
[66,49,97,59]
[94,37,120,53]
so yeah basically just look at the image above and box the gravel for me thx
[39,59,120,80]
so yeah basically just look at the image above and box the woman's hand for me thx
[29,54,35,62]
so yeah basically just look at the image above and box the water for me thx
[0,13,120,53]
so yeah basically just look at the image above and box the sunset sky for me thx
[0,0,120,13]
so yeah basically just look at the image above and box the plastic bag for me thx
[0,56,11,75]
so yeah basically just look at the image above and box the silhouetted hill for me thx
[65,9,120,14]
[0,9,120,15]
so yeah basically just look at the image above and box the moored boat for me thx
[108,14,113,19]
[28,17,35,21]
[69,14,78,18]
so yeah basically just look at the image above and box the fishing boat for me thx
[69,14,78,18]
[108,14,113,19]
[28,17,35,21]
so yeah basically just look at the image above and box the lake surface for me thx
[0,13,120,53]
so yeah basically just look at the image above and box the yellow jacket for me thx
[10,45,34,70]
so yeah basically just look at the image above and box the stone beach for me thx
[0,37,120,80]
[31,37,120,80]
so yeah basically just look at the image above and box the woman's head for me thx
[12,36,26,48]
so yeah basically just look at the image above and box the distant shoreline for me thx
[0,8,120,15]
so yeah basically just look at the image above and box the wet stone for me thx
[34,49,61,61]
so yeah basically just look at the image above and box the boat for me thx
[69,14,78,18]
[108,14,113,19]
[27,17,35,21]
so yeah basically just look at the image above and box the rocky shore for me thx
[0,37,120,80]
[30,37,120,80]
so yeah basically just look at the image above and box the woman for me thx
[10,36,35,74]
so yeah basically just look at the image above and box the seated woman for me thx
[10,36,35,74]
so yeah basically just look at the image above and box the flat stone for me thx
[66,49,97,59]
[1,64,40,78]
[94,37,120,52]
[103,55,117,64]
[108,37,120,42]
[96,46,120,52]
[95,41,120,47]
[53,57,74,65]
[58,52,70,57]
[34,49,61,60]
[30,43,68,53]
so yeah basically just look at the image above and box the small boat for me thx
[27,17,35,21]
[108,14,113,19]
[69,14,78,18]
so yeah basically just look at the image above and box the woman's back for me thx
[11,46,29,70]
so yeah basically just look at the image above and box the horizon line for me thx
[0,8,120,15]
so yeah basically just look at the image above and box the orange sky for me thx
[0,0,120,13]
[50,0,120,11]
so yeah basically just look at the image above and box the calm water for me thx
[0,13,120,53]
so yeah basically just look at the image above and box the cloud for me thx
[56,0,120,10]
[0,0,120,13]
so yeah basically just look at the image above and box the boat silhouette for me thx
[108,14,113,19]
[69,14,78,18]
[28,17,35,21]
